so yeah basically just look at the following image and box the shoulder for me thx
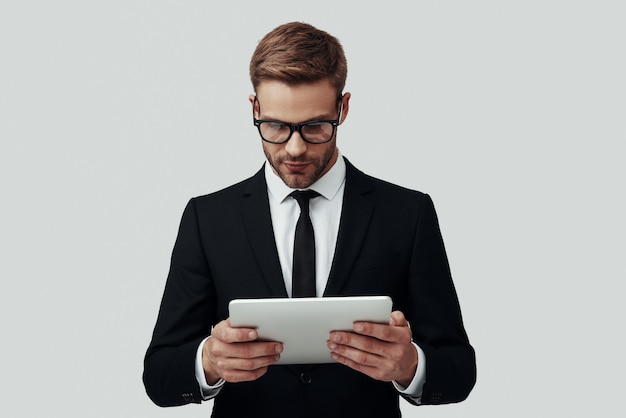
[345,158,431,205]
[189,166,265,208]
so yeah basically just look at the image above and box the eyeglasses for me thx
[253,97,343,144]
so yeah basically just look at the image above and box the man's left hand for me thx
[328,310,418,387]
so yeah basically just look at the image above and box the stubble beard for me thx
[264,143,337,189]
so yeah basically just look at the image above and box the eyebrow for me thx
[260,113,336,123]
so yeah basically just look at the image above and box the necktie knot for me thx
[290,190,320,214]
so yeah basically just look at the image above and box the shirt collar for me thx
[265,150,346,203]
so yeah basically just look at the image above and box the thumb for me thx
[389,310,409,327]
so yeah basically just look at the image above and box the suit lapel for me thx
[323,160,374,296]
[240,167,288,297]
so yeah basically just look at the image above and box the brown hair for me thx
[249,22,347,95]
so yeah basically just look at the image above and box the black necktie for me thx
[290,190,320,298]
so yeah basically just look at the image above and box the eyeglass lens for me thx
[259,121,334,143]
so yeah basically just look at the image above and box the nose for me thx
[284,130,307,157]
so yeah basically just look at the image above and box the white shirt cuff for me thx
[195,336,225,400]
[392,342,426,403]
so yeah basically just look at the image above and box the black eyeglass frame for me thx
[252,96,343,145]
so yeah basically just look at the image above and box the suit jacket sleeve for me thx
[405,194,476,404]
[143,198,216,406]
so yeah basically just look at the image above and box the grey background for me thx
[1,1,624,416]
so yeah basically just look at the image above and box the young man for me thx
[144,22,476,417]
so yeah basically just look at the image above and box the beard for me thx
[263,141,337,189]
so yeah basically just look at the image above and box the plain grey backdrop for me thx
[1,1,624,416]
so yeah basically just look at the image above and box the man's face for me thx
[251,79,350,189]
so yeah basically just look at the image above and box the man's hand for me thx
[328,310,418,387]
[202,318,283,384]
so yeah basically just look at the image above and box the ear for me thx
[249,94,258,118]
[338,92,351,125]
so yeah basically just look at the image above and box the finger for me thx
[351,321,412,345]
[329,331,383,356]
[209,337,283,360]
[212,318,259,343]
[328,337,387,367]
[214,355,276,383]
[329,331,401,360]
[330,350,392,382]
[217,352,281,371]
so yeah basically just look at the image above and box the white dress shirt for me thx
[195,152,426,402]
[265,152,345,297]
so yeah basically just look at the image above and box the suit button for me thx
[300,372,312,384]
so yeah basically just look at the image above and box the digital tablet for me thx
[228,296,392,365]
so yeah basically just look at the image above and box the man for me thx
[143,22,476,417]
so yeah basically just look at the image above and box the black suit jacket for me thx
[143,158,476,417]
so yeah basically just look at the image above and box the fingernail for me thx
[275,344,282,353]
[333,334,340,342]
[248,331,256,339]
[329,343,337,350]
[355,324,364,332]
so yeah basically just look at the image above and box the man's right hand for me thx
[202,318,283,384]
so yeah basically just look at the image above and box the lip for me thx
[284,162,309,172]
